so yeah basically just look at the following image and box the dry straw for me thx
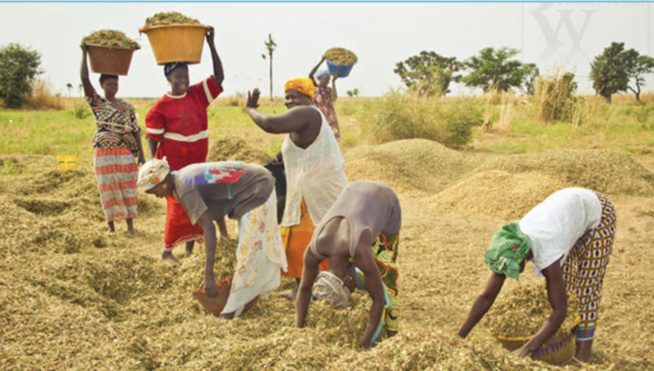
[475,149,654,197]
[1,136,653,369]
[206,136,272,165]
[427,170,567,222]
[144,11,202,27]
[345,138,482,193]
[486,282,579,338]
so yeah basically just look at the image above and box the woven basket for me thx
[492,316,581,365]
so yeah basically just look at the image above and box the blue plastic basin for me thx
[326,59,355,78]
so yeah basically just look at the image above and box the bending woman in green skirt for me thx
[459,187,616,363]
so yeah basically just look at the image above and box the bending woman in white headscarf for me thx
[138,158,287,318]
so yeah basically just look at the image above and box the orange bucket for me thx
[138,24,208,65]
[87,45,138,76]
[193,275,232,316]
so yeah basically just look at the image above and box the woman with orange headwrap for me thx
[245,78,348,299]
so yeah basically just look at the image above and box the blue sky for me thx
[0,2,650,97]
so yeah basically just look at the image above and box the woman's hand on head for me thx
[206,26,215,45]
[247,89,260,109]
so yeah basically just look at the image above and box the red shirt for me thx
[146,77,223,170]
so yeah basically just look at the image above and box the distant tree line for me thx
[1,40,653,109]
[394,43,654,103]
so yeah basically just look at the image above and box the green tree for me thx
[590,42,633,103]
[535,71,578,122]
[461,47,536,93]
[262,34,277,99]
[0,43,42,108]
[625,54,654,102]
[393,51,462,96]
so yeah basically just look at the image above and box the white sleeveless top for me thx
[281,106,348,227]
[518,187,602,277]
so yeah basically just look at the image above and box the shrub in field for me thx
[442,98,484,147]
[533,71,578,123]
[72,103,91,119]
[368,89,482,148]
[0,43,43,108]
[26,79,65,110]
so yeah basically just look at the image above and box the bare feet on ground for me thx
[219,312,235,320]
[161,251,179,265]
[280,288,298,301]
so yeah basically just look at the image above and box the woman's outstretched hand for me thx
[246,88,260,109]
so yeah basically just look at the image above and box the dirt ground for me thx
[0,138,653,370]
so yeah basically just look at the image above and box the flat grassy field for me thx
[0,94,653,370]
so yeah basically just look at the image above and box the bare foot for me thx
[219,312,235,320]
[280,288,297,301]
[161,251,179,265]
[127,229,139,237]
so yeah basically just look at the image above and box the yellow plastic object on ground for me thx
[56,156,77,171]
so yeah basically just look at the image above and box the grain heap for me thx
[1,145,651,369]
[144,11,202,27]
[344,138,481,193]
[82,30,140,49]
[206,136,272,165]
[475,149,654,197]
[0,157,162,255]
[427,170,567,222]
[325,47,357,65]
[486,282,579,338]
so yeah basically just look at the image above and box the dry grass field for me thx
[0,95,653,370]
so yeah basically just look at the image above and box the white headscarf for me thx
[137,158,170,191]
[312,271,351,309]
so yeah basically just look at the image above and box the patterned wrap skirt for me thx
[93,147,138,222]
[372,231,401,333]
[222,192,287,317]
[562,191,616,341]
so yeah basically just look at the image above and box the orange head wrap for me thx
[284,77,315,99]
